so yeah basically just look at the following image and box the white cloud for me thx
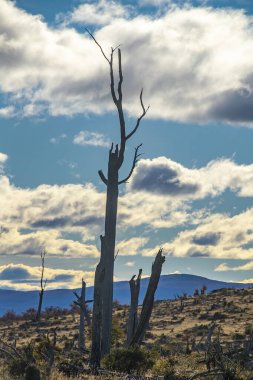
[0,263,95,290]
[73,130,110,148]
[50,133,67,144]
[237,278,253,284]
[1,1,253,125]
[65,0,132,26]
[129,156,253,198]
[125,261,135,267]
[1,149,253,259]
[215,261,253,272]
[156,208,253,259]
[116,237,149,256]
[0,106,15,118]
[0,152,8,174]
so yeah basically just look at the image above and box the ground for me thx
[1,287,253,379]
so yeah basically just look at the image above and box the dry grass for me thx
[1,287,253,379]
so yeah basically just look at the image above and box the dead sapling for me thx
[73,279,92,352]
[36,249,47,323]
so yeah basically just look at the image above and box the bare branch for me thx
[109,49,119,106]
[117,49,123,102]
[137,269,142,280]
[114,249,119,261]
[118,144,142,184]
[40,249,47,290]
[98,170,108,185]
[85,28,110,63]
[126,89,150,141]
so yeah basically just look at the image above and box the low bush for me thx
[102,346,158,374]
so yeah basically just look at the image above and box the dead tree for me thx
[73,279,92,352]
[129,248,165,346]
[36,250,47,322]
[126,269,142,345]
[87,31,149,365]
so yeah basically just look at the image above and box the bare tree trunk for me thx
[79,280,86,352]
[36,250,47,322]
[101,147,119,356]
[126,269,142,345]
[87,31,149,366]
[90,249,104,367]
[36,289,44,323]
[129,249,165,346]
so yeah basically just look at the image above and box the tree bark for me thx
[86,32,149,366]
[79,280,86,352]
[90,239,105,367]
[36,250,47,322]
[129,249,165,346]
[36,289,44,322]
[101,148,119,357]
[126,269,142,345]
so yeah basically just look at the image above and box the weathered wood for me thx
[101,148,119,357]
[36,250,47,322]
[77,280,86,351]
[129,249,165,346]
[90,237,105,367]
[126,269,142,345]
[87,31,149,365]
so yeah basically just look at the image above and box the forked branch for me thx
[126,89,150,141]
[118,144,142,184]
[86,29,149,180]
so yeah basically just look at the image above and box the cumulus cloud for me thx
[0,152,8,174]
[215,261,253,272]
[1,1,253,125]
[156,208,253,259]
[0,106,15,118]
[116,237,149,255]
[0,263,94,290]
[65,0,132,26]
[129,157,253,198]
[73,130,110,148]
[1,149,253,259]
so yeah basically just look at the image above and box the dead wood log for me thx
[129,249,165,346]
[126,269,142,345]
[73,279,91,352]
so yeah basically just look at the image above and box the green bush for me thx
[152,357,177,378]
[102,346,157,374]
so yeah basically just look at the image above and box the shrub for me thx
[8,358,28,378]
[111,316,125,346]
[25,365,41,380]
[152,357,177,378]
[102,346,157,374]
[244,324,253,335]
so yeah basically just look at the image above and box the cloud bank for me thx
[0,152,253,259]
[1,1,253,125]
[0,263,94,290]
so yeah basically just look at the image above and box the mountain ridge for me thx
[0,273,251,316]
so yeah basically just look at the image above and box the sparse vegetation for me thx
[1,287,253,379]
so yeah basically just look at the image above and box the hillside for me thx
[1,286,253,379]
[0,273,251,315]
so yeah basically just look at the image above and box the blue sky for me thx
[1,0,253,290]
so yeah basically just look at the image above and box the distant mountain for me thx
[0,274,251,316]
